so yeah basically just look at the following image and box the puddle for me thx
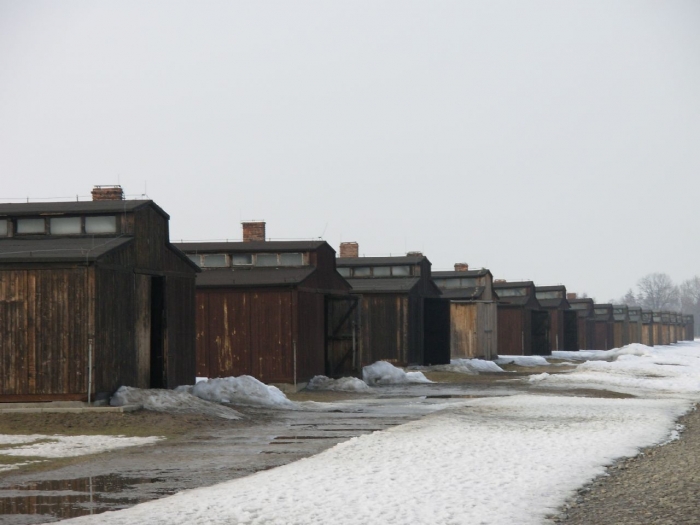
[0,474,172,522]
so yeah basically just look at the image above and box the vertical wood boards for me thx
[449,302,497,360]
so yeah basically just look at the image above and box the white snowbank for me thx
[111,386,242,419]
[455,358,504,373]
[497,355,550,367]
[0,434,162,458]
[306,375,371,392]
[553,343,655,362]
[424,359,504,374]
[362,361,432,386]
[192,375,297,409]
[535,343,700,398]
[59,394,690,525]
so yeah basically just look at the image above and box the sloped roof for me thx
[195,267,316,287]
[432,269,491,278]
[337,256,426,267]
[0,237,133,263]
[346,277,422,293]
[176,241,328,253]
[0,200,167,218]
[438,286,487,300]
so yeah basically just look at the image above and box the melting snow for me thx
[306,376,371,392]
[192,375,297,409]
[497,355,550,367]
[111,386,242,419]
[0,434,162,459]
[362,361,432,386]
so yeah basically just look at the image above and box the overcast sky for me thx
[1,0,698,301]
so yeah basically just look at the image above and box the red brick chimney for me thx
[567,293,578,300]
[339,242,359,258]
[91,185,124,201]
[454,263,469,272]
[242,221,266,242]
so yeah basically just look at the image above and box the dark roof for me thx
[535,285,566,292]
[594,304,614,309]
[195,267,315,287]
[337,256,426,267]
[497,295,533,307]
[345,277,422,293]
[493,281,534,289]
[438,287,486,300]
[0,237,132,263]
[175,241,328,253]
[432,269,491,278]
[537,298,570,309]
[0,200,168,219]
[569,298,594,306]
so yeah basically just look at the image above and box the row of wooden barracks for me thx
[0,187,695,402]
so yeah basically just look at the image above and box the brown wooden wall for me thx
[195,288,325,384]
[642,323,654,346]
[0,268,91,400]
[358,294,410,366]
[627,320,642,344]
[592,321,614,350]
[450,302,497,360]
[497,307,527,355]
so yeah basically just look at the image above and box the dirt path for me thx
[552,405,700,525]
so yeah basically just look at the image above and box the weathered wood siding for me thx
[165,275,197,387]
[0,268,91,399]
[642,323,654,346]
[358,295,410,366]
[497,307,528,355]
[450,302,497,359]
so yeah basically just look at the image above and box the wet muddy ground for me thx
[0,365,622,524]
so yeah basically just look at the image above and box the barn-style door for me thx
[325,295,360,377]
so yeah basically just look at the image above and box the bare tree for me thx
[617,288,641,307]
[637,273,679,310]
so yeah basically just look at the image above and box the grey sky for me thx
[1,0,698,302]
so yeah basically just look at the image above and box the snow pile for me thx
[457,358,504,373]
[553,343,655,362]
[192,375,297,409]
[362,361,432,386]
[110,386,242,420]
[59,394,690,525]
[0,434,162,458]
[497,355,550,367]
[306,375,371,392]
[534,343,700,398]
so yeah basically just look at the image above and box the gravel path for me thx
[552,404,700,525]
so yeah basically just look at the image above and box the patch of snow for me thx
[362,361,432,386]
[424,359,504,374]
[535,343,700,399]
[59,394,690,525]
[496,355,550,367]
[193,375,297,409]
[111,386,242,420]
[0,460,42,473]
[0,435,162,458]
[306,376,371,392]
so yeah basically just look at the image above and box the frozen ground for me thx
[54,341,700,525]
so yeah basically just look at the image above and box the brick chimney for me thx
[567,293,578,300]
[454,263,469,272]
[339,242,359,258]
[242,221,266,242]
[91,185,124,201]
[494,279,507,283]
[407,251,423,257]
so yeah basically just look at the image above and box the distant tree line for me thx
[614,273,700,337]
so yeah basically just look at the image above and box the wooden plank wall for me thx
[296,291,325,382]
[165,275,197,387]
[450,302,497,360]
[0,268,89,398]
[497,307,525,355]
[359,295,409,366]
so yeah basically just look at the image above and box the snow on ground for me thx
[59,394,690,525]
[111,386,242,419]
[422,358,505,374]
[306,375,371,392]
[497,355,550,367]
[536,342,700,399]
[191,375,298,409]
[0,434,162,459]
[362,361,432,386]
